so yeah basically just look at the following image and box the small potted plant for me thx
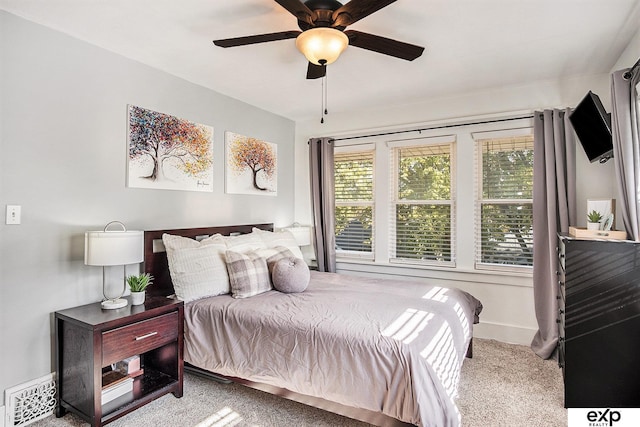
[587,210,603,231]
[126,273,153,305]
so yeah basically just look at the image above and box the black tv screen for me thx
[569,91,613,163]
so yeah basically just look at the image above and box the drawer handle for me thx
[135,331,158,341]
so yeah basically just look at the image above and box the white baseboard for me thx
[1,405,5,427]
[474,321,537,346]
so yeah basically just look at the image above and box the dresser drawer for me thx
[102,311,178,366]
[558,239,566,272]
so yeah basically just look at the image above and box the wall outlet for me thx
[5,205,21,225]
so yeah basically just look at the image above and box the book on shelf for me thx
[102,370,129,389]
[113,355,142,376]
[101,370,134,405]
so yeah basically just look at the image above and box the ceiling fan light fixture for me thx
[295,27,349,65]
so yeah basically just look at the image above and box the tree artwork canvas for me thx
[225,131,277,195]
[127,105,214,192]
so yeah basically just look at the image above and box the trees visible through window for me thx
[390,141,454,265]
[330,119,533,275]
[476,135,534,269]
[334,149,374,256]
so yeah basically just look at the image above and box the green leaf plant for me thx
[587,210,603,223]
[126,273,154,292]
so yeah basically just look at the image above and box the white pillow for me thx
[162,233,230,302]
[252,228,304,260]
[223,231,266,253]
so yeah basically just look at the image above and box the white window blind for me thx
[390,142,455,266]
[475,135,534,270]
[334,149,374,257]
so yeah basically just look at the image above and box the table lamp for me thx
[284,225,311,247]
[85,221,144,309]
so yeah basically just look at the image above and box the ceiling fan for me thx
[213,0,425,79]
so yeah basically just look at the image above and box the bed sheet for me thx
[184,271,482,427]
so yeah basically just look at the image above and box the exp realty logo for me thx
[585,409,621,426]
[569,408,640,427]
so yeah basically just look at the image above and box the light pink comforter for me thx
[184,271,482,427]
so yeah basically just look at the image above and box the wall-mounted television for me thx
[569,91,613,163]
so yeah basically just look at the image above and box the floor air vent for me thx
[5,374,56,426]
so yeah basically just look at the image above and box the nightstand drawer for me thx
[102,311,178,366]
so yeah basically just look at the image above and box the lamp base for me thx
[101,298,128,310]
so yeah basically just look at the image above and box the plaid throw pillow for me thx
[255,246,297,275]
[225,250,271,298]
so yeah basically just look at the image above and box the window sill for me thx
[335,258,533,288]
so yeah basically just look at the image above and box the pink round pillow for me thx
[272,257,310,293]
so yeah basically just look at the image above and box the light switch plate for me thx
[6,205,21,225]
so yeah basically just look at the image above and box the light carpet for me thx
[32,338,566,426]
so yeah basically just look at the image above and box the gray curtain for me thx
[309,137,336,272]
[611,68,640,241]
[531,109,576,359]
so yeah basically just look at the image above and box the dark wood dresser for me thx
[557,234,640,407]
[55,296,184,426]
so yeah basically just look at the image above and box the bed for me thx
[144,223,482,427]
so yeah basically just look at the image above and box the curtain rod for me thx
[623,57,640,80]
[333,114,534,141]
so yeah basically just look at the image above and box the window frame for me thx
[388,136,457,268]
[473,128,534,273]
[333,144,376,260]
[328,115,534,279]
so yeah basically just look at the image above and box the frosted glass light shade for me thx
[84,230,144,266]
[296,28,349,65]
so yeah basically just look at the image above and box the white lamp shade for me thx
[284,227,311,247]
[295,28,349,65]
[84,230,144,266]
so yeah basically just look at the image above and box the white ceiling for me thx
[2,0,639,122]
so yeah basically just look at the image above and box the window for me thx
[334,148,374,258]
[475,132,534,270]
[329,117,533,277]
[390,138,455,266]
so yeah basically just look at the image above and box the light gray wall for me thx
[0,11,295,394]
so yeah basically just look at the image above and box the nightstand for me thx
[307,258,318,271]
[55,297,184,427]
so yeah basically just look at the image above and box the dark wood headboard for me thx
[143,223,274,297]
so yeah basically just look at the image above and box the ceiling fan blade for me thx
[275,0,315,25]
[332,0,397,27]
[306,62,326,79]
[344,30,424,61]
[213,31,301,48]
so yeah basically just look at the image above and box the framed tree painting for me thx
[127,105,214,192]
[225,131,277,195]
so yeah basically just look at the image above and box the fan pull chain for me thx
[320,71,329,123]
[324,71,328,117]
[320,75,324,124]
